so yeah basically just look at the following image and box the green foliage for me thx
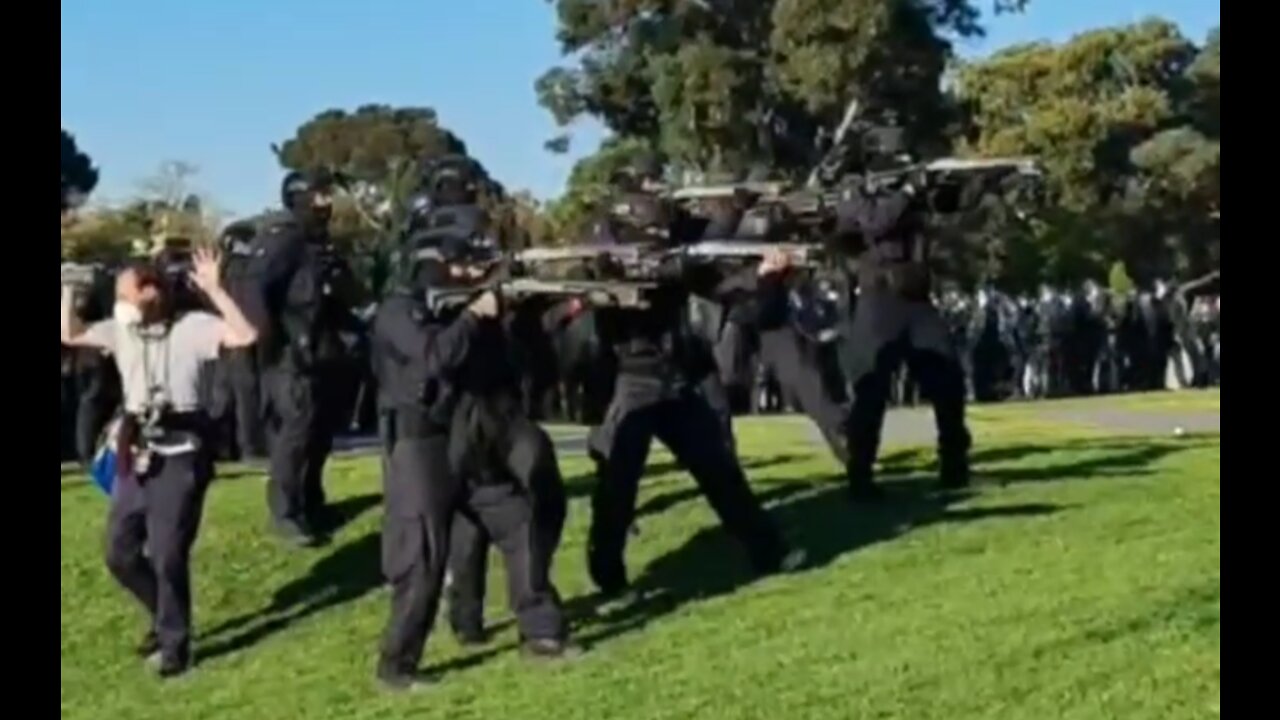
[651,40,764,175]
[61,161,224,262]
[1109,261,1136,294]
[545,136,658,243]
[276,105,515,292]
[61,129,99,212]
[277,105,469,184]
[61,205,149,262]
[956,20,1220,285]
[539,1,1023,179]
[60,399,1220,719]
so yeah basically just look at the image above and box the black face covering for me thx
[292,202,331,234]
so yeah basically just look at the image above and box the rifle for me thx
[514,243,656,268]
[672,240,826,267]
[424,277,658,314]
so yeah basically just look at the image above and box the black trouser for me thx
[844,291,971,488]
[586,390,787,593]
[104,447,213,664]
[379,434,565,675]
[699,373,737,454]
[443,418,568,637]
[76,362,120,464]
[263,365,340,531]
[224,349,268,459]
[759,328,849,464]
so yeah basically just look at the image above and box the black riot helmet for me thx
[422,155,481,206]
[281,169,336,230]
[280,168,336,210]
[400,221,500,293]
[219,219,259,252]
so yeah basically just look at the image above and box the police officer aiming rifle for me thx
[579,174,808,603]
[819,111,1038,500]
[370,160,577,691]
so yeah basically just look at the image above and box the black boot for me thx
[521,638,585,662]
[938,431,973,491]
[847,456,885,503]
[155,649,194,680]
[939,458,971,490]
[450,622,489,647]
[377,663,436,692]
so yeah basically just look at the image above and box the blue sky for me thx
[61,0,1220,216]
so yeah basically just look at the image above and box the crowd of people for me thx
[61,275,1223,467]
[59,155,1219,690]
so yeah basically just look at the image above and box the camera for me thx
[61,262,103,289]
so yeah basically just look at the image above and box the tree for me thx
[62,161,227,261]
[61,205,150,262]
[955,19,1218,284]
[61,129,99,212]
[538,1,1028,178]
[544,136,658,243]
[274,105,487,240]
[133,160,225,250]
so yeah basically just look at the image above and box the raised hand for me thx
[188,246,225,295]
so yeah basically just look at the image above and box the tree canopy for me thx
[538,0,1027,182]
[61,129,99,212]
[956,20,1220,284]
[61,160,224,261]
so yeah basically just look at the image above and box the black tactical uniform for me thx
[247,171,356,545]
[750,270,851,464]
[71,270,122,463]
[213,221,267,460]
[833,185,972,496]
[586,258,796,595]
[372,278,570,689]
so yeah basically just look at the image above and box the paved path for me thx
[1036,408,1220,436]
[797,402,1220,451]
[273,401,1226,460]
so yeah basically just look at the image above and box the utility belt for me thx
[115,410,211,481]
[381,406,449,448]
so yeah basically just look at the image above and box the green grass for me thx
[61,395,1220,720]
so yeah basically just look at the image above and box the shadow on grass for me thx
[197,494,384,663]
[563,453,808,500]
[195,433,1215,666]
[568,433,1215,649]
[883,435,1218,485]
[323,493,383,535]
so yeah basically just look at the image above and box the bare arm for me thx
[189,247,259,348]
[206,285,259,348]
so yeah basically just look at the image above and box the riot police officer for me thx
[397,158,573,648]
[828,136,973,498]
[248,170,357,546]
[212,221,268,460]
[371,239,573,691]
[748,263,851,464]
[584,189,804,600]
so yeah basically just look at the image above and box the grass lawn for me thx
[60,393,1220,720]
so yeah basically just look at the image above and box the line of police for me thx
[61,149,1007,688]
